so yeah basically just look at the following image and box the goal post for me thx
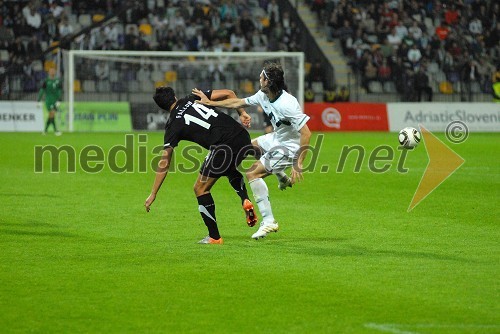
[65,50,305,132]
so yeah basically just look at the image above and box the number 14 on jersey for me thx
[184,104,218,129]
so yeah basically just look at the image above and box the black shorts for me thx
[200,131,252,178]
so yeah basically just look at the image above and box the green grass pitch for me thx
[0,131,498,333]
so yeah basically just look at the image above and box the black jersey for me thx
[163,91,246,150]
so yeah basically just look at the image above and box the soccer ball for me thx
[398,127,421,149]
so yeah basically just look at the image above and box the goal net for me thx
[64,51,304,132]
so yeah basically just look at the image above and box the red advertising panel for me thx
[305,103,389,131]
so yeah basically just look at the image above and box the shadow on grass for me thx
[0,228,76,238]
[1,220,65,228]
[235,237,471,263]
[0,193,60,198]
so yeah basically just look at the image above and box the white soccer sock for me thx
[275,171,287,181]
[249,178,275,224]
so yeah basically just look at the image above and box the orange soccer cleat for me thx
[243,199,258,227]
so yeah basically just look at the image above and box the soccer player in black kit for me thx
[144,86,257,244]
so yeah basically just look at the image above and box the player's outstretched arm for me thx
[145,147,173,212]
[210,89,251,127]
[192,88,248,109]
[291,124,312,184]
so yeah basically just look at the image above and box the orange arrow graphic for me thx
[408,125,465,211]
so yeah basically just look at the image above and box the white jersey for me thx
[245,90,309,153]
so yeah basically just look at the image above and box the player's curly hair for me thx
[153,86,176,111]
[262,62,285,95]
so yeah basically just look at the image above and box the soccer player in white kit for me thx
[193,62,312,239]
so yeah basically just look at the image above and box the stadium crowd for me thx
[309,0,499,100]
[1,0,499,100]
[0,0,302,96]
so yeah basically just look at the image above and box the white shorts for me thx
[256,133,295,173]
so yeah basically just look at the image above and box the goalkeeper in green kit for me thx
[37,67,62,135]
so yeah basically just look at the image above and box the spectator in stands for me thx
[468,16,483,36]
[307,60,328,91]
[492,66,500,102]
[229,26,245,51]
[362,55,378,93]
[377,57,392,84]
[444,4,459,26]
[49,1,64,19]
[23,3,41,34]
[27,35,43,60]
[239,10,256,38]
[337,86,350,102]
[104,22,120,49]
[267,0,279,24]
[123,25,137,50]
[250,29,267,52]
[336,20,354,55]
[387,27,402,49]
[95,61,109,81]
[394,21,409,40]
[461,58,480,101]
[191,2,206,23]
[407,44,422,69]
[220,0,238,21]
[408,20,423,41]
[414,66,432,101]
[169,10,186,31]
[58,16,74,38]
[9,36,26,63]
[435,21,450,41]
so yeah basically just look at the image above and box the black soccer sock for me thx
[228,170,249,205]
[45,118,51,132]
[197,193,220,240]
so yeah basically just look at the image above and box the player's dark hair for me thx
[263,62,285,95]
[153,86,176,111]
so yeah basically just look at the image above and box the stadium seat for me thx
[10,77,22,91]
[78,14,92,26]
[164,71,177,83]
[304,62,311,75]
[434,70,446,83]
[139,23,152,36]
[112,81,126,92]
[240,80,254,93]
[311,81,323,93]
[439,81,453,94]
[110,70,119,82]
[0,49,8,62]
[128,81,139,92]
[32,60,43,72]
[368,81,384,93]
[73,80,81,92]
[471,82,481,93]
[155,81,167,88]
[69,14,78,25]
[83,80,96,92]
[151,71,164,82]
[97,81,110,92]
[92,14,105,23]
[383,81,397,93]
[140,81,154,93]
[427,62,439,74]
